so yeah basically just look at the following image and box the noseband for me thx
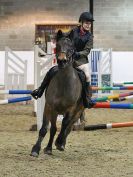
[57,50,74,69]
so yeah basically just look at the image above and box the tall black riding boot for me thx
[83,82,95,109]
[31,66,58,99]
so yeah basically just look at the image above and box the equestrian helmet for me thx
[79,12,94,22]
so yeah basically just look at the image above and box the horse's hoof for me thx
[55,142,65,151]
[56,145,65,151]
[44,147,52,155]
[30,151,39,157]
[30,145,40,157]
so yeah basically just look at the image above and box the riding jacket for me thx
[70,26,93,67]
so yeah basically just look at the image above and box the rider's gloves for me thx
[73,52,80,60]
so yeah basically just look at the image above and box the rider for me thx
[31,12,95,108]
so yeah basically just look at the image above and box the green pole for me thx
[124,82,133,85]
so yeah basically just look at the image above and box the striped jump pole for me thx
[84,122,133,131]
[0,90,32,94]
[93,102,133,109]
[123,82,133,85]
[114,82,133,86]
[0,96,32,105]
[92,86,133,91]
[93,92,133,102]
[116,95,133,102]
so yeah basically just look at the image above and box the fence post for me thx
[4,46,27,100]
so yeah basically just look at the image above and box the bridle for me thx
[56,38,75,68]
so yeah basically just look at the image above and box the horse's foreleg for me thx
[44,112,57,155]
[55,107,84,151]
[31,109,49,157]
[55,113,70,151]
[55,112,78,151]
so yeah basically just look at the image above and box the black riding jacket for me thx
[70,26,93,67]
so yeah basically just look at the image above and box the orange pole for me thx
[112,122,133,128]
[84,121,133,131]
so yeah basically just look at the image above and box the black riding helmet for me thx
[79,12,94,23]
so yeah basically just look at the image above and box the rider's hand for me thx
[73,52,80,60]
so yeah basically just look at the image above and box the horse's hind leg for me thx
[80,111,85,123]
[44,111,58,155]
[31,106,49,157]
[73,111,85,130]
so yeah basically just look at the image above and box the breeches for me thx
[77,63,90,82]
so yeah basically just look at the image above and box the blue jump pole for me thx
[8,96,32,103]
[0,96,32,104]
[0,90,32,94]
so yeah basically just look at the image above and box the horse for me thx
[31,30,85,157]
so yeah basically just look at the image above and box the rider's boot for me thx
[83,82,95,109]
[31,66,58,99]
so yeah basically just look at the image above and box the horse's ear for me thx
[56,30,63,41]
[68,30,74,41]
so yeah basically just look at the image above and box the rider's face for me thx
[82,21,91,31]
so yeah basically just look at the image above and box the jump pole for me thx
[0,96,32,105]
[92,92,133,102]
[93,102,133,109]
[0,90,32,94]
[116,95,133,102]
[114,82,133,86]
[84,122,133,131]
[92,86,133,91]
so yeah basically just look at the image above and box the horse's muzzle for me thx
[57,52,67,60]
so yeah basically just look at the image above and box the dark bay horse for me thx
[31,30,84,157]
